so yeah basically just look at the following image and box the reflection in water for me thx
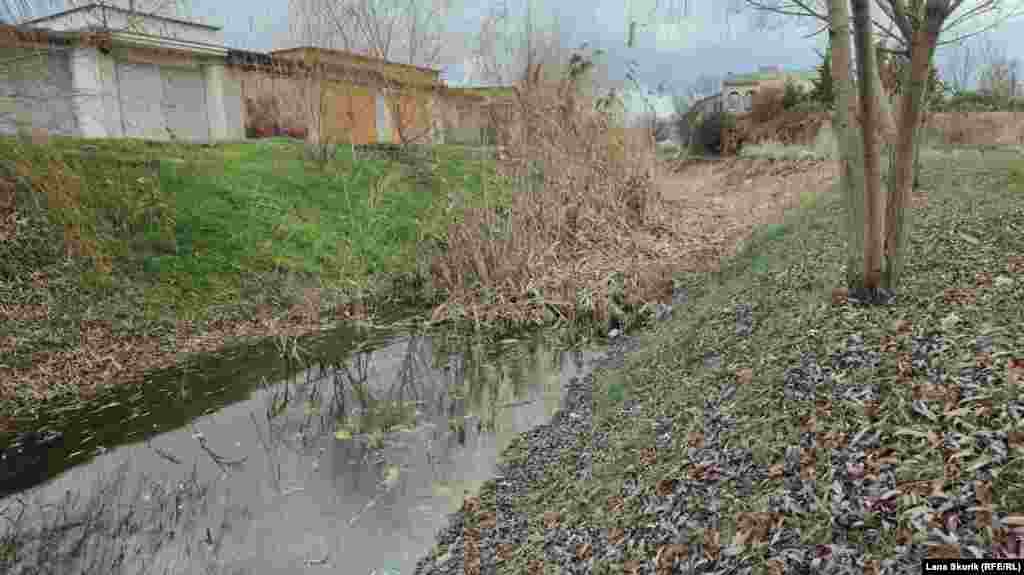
[0,329,599,575]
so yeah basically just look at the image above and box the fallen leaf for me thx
[736,368,754,385]
[496,543,515,563]
[926,542,962,559]
[767,463,785,479]
[575,542,592,561]
[831,287,848,306]
[640,447,657,466]
[656,478,677,497]
[543,510,561,529]
[891,319,911,333]
[765,558,786,575]
[478,511,497,530]
[702,528,720,561]
[1008,358,1024,387]
[686,431,705,449]
[655,543,687,570]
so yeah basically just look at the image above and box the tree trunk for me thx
[828,0,868,289]
[851,0,884,290]
[884,17,941,289]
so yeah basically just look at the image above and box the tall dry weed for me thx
[431,52,659,328]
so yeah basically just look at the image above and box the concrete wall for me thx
[0,42,239,142]
[0,46,77,136]
[221,68,245,140]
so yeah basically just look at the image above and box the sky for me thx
[27,1,1024,119]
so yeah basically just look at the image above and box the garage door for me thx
[161,67,208,142]
[117,61,209,141]
[117,61,166,139]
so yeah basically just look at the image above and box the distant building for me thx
[721,68,816,114]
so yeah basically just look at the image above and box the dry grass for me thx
[750,86,785,125]
[428,57,662,330]
[429,54,841,333]
[925,112,1024,147]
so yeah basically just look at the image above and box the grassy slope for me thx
[423,147,1024,571]
[0,136,497,412]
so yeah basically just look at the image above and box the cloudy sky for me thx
[24,1,1024,117]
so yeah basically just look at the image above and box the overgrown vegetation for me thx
[417,145,1024,574]
[0,134,498,412]
[427,48,662,333]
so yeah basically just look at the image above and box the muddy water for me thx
[0,326,601,574]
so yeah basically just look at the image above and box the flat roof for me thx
[21,3,221,31]
[724,70,816,85]
[270,46,439,75]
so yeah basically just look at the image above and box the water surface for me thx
[0,325,600,574]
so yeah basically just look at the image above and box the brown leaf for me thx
[895,526,913,545]
[527,559,545,575]
[736,368,754,385]
[831,287,848,305]
[575,542,592,561]
[623,560,642,575]
[655,543,688,571]
[926,543,962,559]
[702,528,720,561]
[767,463,785,479]
[478,511,497,530]
[496,543,515,563]
[640,447,657,467]
[606,496,624,514]
[975,272,994,288]
[608,527,626,546]
[655,478,677,497]
[686,431,705,449]
[941,287,976,306]
[891,319,911,334]
[765,558,786,575]
[944,459,962,482]
[1008,358,1024,387]
[1008,430,1024,449]
[1007,255,1024,275]
[543,510,561,529]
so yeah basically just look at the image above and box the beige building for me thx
[721,66,816,115]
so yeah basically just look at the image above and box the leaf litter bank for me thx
[414,147,1024,574]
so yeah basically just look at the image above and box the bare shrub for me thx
[429,50,660,330]
[244,95,282,139]
[751,86,785,124]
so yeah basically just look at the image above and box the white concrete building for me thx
[1,3,244,141]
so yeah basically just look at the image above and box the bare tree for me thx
[712,0,1024,293]
[943,35,974,93]
[3,0,189,30]
[288,0,448,147]
[976,34,1020,99]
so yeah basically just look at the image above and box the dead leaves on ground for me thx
[732,512,783,548]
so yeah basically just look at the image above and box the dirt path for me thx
[642,156,839,275]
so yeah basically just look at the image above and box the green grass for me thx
[417,145,1024,571]
[0,136,502,389]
